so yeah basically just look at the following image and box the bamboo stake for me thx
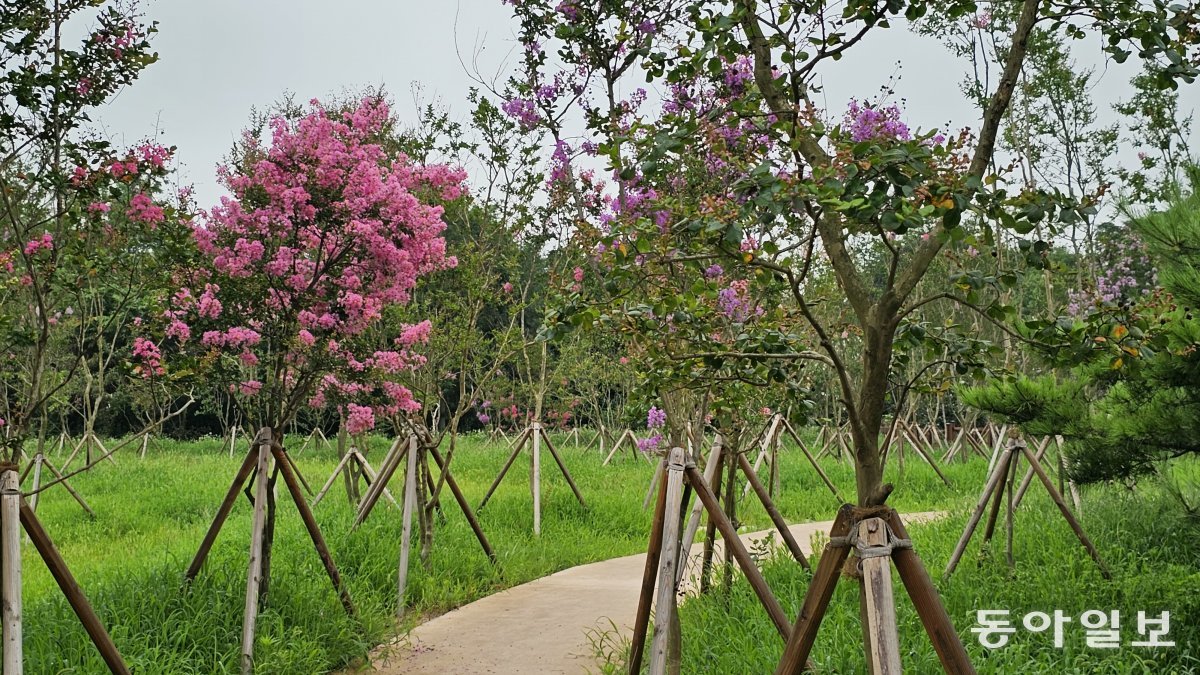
[397,432,419,618]
[240,438,271,675]
[2,468,21,673]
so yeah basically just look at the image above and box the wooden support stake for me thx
[736,450,809,570]
[944,447,1012,578]
[540,426,586,508]
[28,454,43,514]
[683,463,791,638]
[311,449,355,508]
[353,436,407,528]
[20,498,130,674]
[649,448,687,675]
[186,442,260,580]
[774,505,854,675]
[629,459,669,675]
[782,419,844,501]
[40,456,94,518]
[269,442,356,616]
[1015,442,1111,580]
[2,468,22,673]
[397,432,419,619]
[427,444,496,563]
[677,436,722,587]
[859,518,902,675]
[643,460,664,510]
[885,510,976,674]
[532,423,542,536]
[478,428,529,510]
[240,438,271,675]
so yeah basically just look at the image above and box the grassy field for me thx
[656,458,1200,674]
[15,430,1195,673]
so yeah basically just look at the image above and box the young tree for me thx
[147,97,462,437]
[504,0,1197,508]
[0,1,171,459]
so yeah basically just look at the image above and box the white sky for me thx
[95,1,1199,208]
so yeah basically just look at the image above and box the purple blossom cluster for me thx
[843,99,912,143]
[637,434,662,453]
[1066,250,1157,317]
[647,405,666,429]
[501,97,540,131]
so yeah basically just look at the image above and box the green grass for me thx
[17,431,1196,673]
[20,432,657,673]
[655,456,1200,674]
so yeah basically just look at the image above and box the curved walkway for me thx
[356,512,944,674]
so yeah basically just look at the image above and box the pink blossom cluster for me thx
[131,337,164,378]
[23,233,53,256]
[162,98,461,428]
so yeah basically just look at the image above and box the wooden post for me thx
[774,505,854,675]
[240,435,271,675]
[650,448,687,675]
[629,459,669,675]
[643,460,663,510]
[352,436,406,526]
[944,446,1012,578]
[397,433,419,618]
[2,468,21,674]
[677,435,722,586]
[532,423,542,536]
[858,518,902,675]
[20,499,131,674]
[683,462,791,638]
[698,443,724,594]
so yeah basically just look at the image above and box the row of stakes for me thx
[0,414,1100,674]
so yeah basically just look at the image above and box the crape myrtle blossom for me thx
[156,98,461,432]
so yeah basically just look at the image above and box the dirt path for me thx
[355,512,944,674]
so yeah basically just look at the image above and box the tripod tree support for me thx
[776,505,975,675]
[184,428,356,675]
[629,447,793,675]
[478,422,586,535]
[944,438,1110,581]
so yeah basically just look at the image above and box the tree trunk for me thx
[851,315,897,506]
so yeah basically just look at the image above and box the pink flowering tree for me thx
[151,97,462,437]
[0,1,172,459]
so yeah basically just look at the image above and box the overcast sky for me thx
[95,1,1199,208]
